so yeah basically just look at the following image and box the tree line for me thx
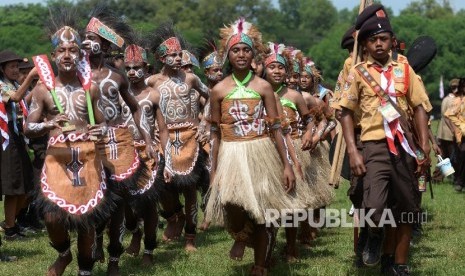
[1,0,464,113]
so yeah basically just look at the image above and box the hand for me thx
[87,124,107,138]
[301,131,313,150]
[46,114,69,129]
[348,150,366,177]
[310,134,320,151]
[163,168,173,183]
[432,143,442,156]
[195,125,208,143]
[145,143,158,160]
[283,165,296,193]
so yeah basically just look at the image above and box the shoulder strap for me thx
[355,64,423,159]
[355,64,406,117]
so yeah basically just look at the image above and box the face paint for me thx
[82,40,101,55]
[125,66,145,81]
[165,56,175,66]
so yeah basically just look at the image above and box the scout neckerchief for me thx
[356,63,415,158]
[0,80,29,149]
[0,99,7,150]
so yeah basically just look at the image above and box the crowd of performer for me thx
[0,3,456,276]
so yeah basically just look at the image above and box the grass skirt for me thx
[292,139,320,209]
[206,137,297,226]
[302,141,335,208]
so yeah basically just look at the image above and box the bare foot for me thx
[162,212,185,241]
[283,245,298,263]
[299,238,312,249]
[47,252,72,276]
[142,253,154,266]
[198,219,210,231]
[185,237,197,252]
[250,265,267,276]
[309,226,318,240]
[125,229,142,256]
[229,241,245,261]
[107,260,120,276]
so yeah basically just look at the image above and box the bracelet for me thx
[305,115,314,125]
[210,123,219,133]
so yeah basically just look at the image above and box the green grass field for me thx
[1,121,464,275]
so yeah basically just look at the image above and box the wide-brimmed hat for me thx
[18,57,34,69]
[0,50,23,65]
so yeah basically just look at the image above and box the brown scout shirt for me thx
[339,55,432,141]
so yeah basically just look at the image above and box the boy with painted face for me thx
[122,43,171,266]
[24,13,110,275]
[196,41,224,231]
[146,22,210,251]
[82,6,154,275]
[339,5,431,275]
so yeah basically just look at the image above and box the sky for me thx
[1,0,465,14]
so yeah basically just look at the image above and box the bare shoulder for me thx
[211,76,233,99]
[251,76,273,95]
[285,87,302,99]
[30,82,48,100]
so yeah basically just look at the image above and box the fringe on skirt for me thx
[301,141,335,208]
[205,137,297,226]
[292,139,320,209]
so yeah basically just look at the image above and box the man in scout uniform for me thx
[445,78,465,192]
[435,78,459,182]
[339,5,432,275]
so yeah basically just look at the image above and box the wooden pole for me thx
[329,0,373,187]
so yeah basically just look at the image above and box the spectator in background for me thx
[434,78,460,182]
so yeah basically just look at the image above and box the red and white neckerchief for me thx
[373,65,415,157]
[0,101,8,150]
[0,81,29,150]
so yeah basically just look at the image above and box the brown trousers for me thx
[361,140,420,224]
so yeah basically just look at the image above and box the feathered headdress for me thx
[264,42,286,68]
[86,4,131,49]
[219,18,264,62]
[283,47,303,74]
[148,22,183,59]
[124,30,148,64]
[200,39,222,69]
[124,45,148,64]
[181,50,200,68]
[47,7,81,49]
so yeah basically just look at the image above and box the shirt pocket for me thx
[394,80,406,96]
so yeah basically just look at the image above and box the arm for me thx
[413,104,431,170]
[192,74,210,100]
[119,79,155,158]
[6,67,37,103]
[340,107,366,176]
[156,107,171,182]
[209,86,221,179]
[285,133,303,179]
[428,125,442,156]
[294,91,314,150]
[24,86,67,138]
[262,84,295,192]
